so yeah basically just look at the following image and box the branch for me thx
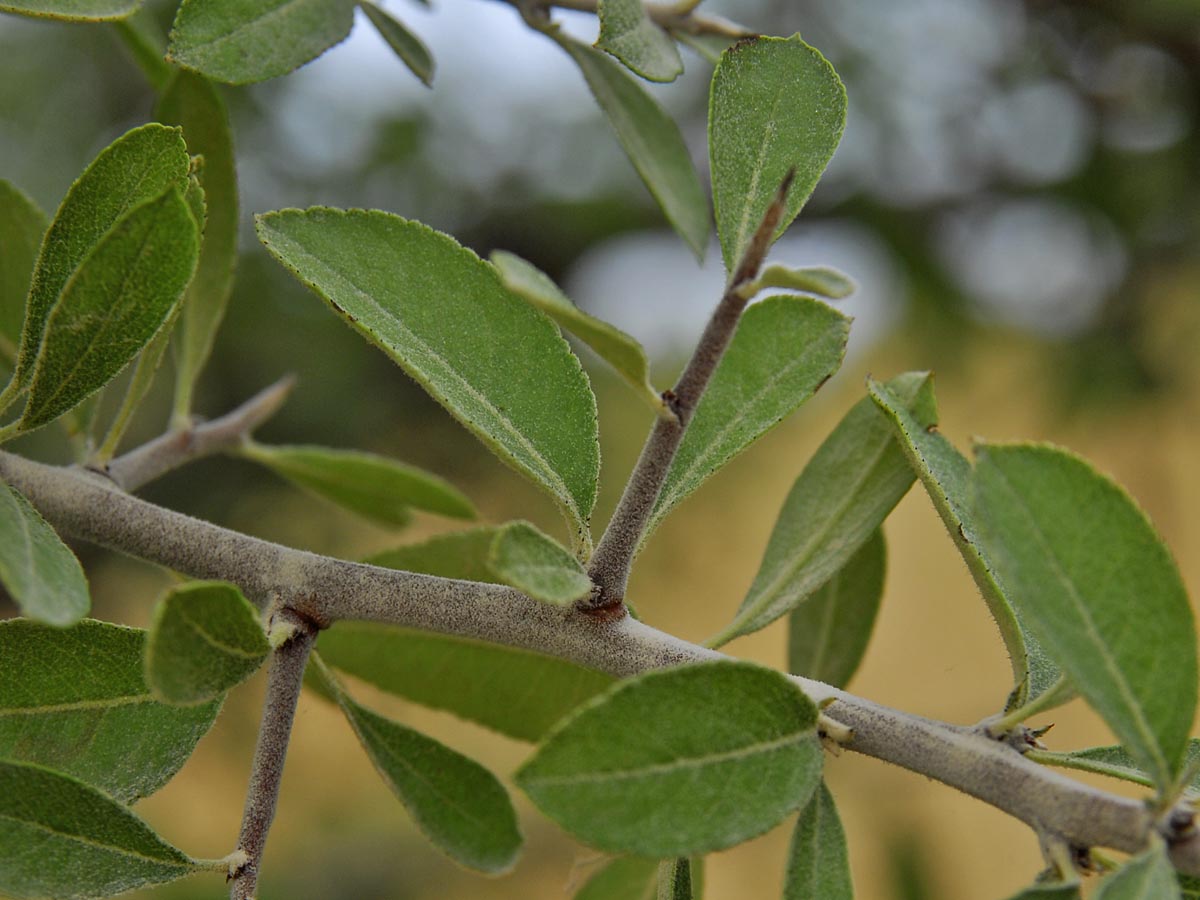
[229,608,317,900]
[1,448,1196,874]
[585,172,795,606]
[103,376,296,492]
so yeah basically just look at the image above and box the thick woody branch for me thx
[103,376,296,492]
[229,608,317,900]
[585,172,795,606]
[1,447,1195,874]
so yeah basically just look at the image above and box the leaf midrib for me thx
[0,810,189,870]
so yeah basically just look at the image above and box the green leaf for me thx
[155,71,239,411]
[167,0,356,85]
[1094,844,1180,899]
[0,759,199,899]
[516,661,822,856]
[0,0,138,20]
[1180,873,1200,899]
[713,372,936,646]
[317,621,613,741]
[787,528,884,689]
[145,581,270,706]
[240,442,475,527]
[20,187,200,429]
[648,296,850,541]
[313,659,522,873]
[15,124,189,391]
[0,180,47,361]
[365,527,501,583]
[657,857,695,900]
[489,520,594,606]
[596,0,683,83]
[490,249,660,411]
[0,619,221,802]
[709,36,846,272]
[575,857,658,900]
[557,38,708,259]
[1032,740,1200,793]
[256,208,599,545]
[784,782,853,900]
[0,481,89,625]
[360,1,434,86]
[974,443,1198,791]
[1004,883,1081,899]
[672,31,736,66]
[868,379,1061,707]
[757,264,856,300]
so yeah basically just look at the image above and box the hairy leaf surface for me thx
[145,581,269,705]
[256,208,599,544]
[365,528,500,583]
[1034,741,1200,792]
[596,0,682,82]
[0,620,220,802]
[0,0,137,20]
[360,1,434,86]
[558,38,708,259]
[168,0,356,84]
[648,296,849,540]
[489,521,593,605]
[657,857,695,900]
[784,782,853,900]
[318,622,613,742]
[714,372,935,645]
[0,180,46,359]
[758,264,856,299]
[787,528,884,688]
[709,36,846,271]
[21,188,200,429]
[575,856,657,900]
[490,250,658,409]
[241,442,474,527]
[15,124,189,389]
[0,482,89,625]
[0,760,199,899]
[974,443,1198,790]
[1093,844,1179,899]
[516,661,822,856]
[1005,883,1081,899]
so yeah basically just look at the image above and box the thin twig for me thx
[104,375,296,491]
[2,446,1197,874]
[229,608,318,900]
[584,172,796,607]
[495,0,754,38]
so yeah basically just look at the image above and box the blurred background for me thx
[1,0,1199,897]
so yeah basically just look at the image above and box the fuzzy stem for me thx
[229,608,317,900]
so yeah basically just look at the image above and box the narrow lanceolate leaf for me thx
[1005,883,1081,899]
[709,36,846,272]
[0,619,221,802]
[974,443,1198,791]
[784,782,853,900]
[317,622,613,741]
[365,527,501,583]
[596,0,683,83]
[0,180,47,359]
[757,265,856,300]
[869,379,1061,707]
[657,857,695,900]
[167,0,356,84]
[241,442,474,527]
[21,187,200,429]
[1033,741,1200,792]
[256,208,599,543]
[156,71,239,406]
[489,521,594,606]
[575,857,658,900]
[490,250,659,410]
[0,481,89,625]
[314,660,522,873]
[648,296,850,540]
[787,528,884,689]
[714,372,936,646]
[558,38,708,259]
[15,124,189,389]
[145,581,270,705]
[0,0,137,20]
[1093,844,1179,899]
[360,1,434,87]
[516,661,823,856]
[0,760,199,899]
